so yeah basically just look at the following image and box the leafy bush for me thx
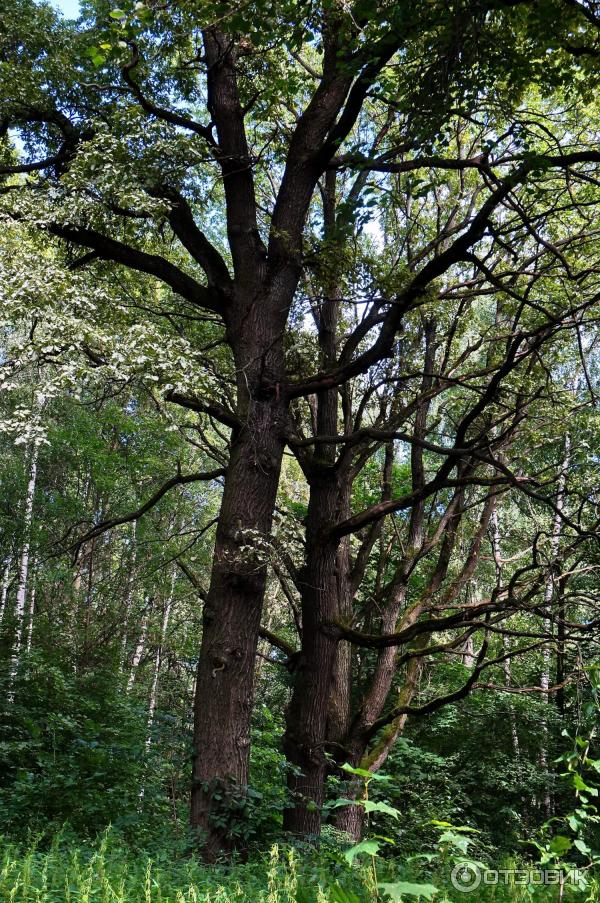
[0,652,187,838]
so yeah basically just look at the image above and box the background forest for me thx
[1,0,600,900]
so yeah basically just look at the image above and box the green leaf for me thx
[573,839,591,854]
[438,831,472,854]
[325,798,359,810]
[363,800,400,819]
[109,9,126,18]
[340,763,374,779]
[344,838,382,864]
[340,762,388,781]
[549,835,572,854]
[431,821,479,833]
[573,774,599,795]
[379,881,439,901]
[328,885,363,903]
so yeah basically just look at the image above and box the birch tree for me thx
[8,441,39,691]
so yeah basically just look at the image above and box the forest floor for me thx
[0,831,598,902]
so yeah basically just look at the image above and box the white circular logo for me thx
[451,863,482,893]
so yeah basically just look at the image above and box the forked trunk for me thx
[333,640,425,840]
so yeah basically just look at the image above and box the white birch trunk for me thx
[139,571,176,803]
[26,557,37,653]
[127,602,149,692]
[146,569,176,745]
[539,434,571,815]
[0,556,12,623]
[462,634,475,669]
[491,507,520,757]
[9,443,39,692]
[120,521,138,671]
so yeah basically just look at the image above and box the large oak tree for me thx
[2,0,600,855]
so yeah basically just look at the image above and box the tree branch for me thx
[121,43,215,144]
[154,186,233,296]
[49,223,224,316]
[69,467,225,555]
[165,389,241,431]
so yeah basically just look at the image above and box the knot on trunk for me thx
[320,620,343,641]
[211,656,227,678]
[254,379,282,402]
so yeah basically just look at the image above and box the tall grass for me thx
[0,831,598,902]
[0,832,345,903]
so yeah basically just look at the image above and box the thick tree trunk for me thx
[334,680,423,843]
[333,632,425,841]
[282,192,346,836]
[282,476,344,837]
[190,310,286,857]
[333,654,424,840]
[334,797,366,841]
[333,476,493,840]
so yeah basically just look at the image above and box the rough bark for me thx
[282,473,345,836]
[282,173,352,834]
[190,298,287,855]
[327,501,353,747]
[334,642,426,840]
[189,16,362,851]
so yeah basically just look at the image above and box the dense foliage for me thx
[2,0,600,898]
